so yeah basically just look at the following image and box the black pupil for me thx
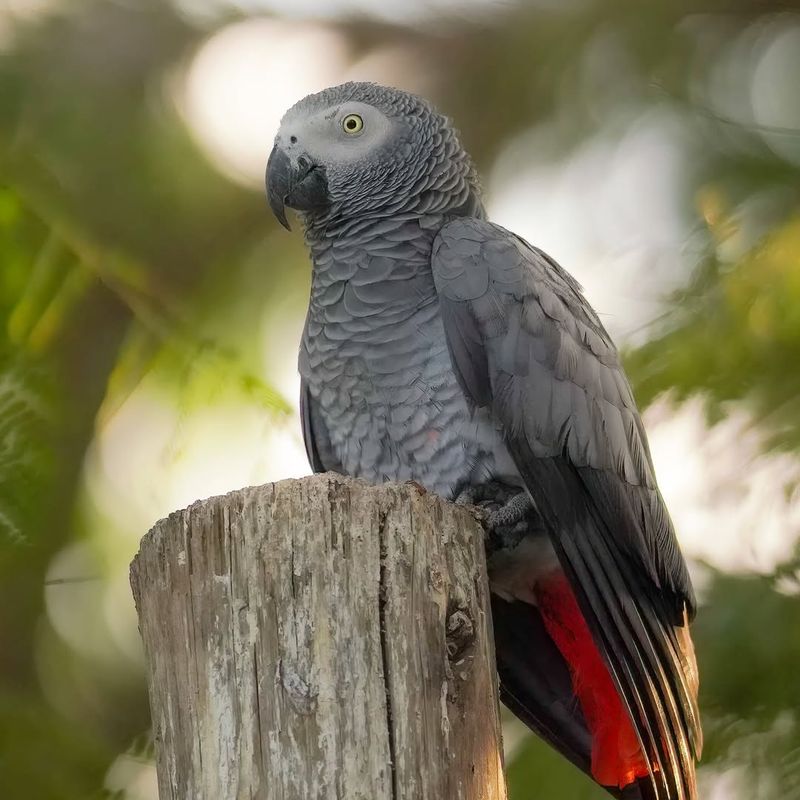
[346,118,357,129]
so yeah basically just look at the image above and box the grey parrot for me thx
[266,82,702,800]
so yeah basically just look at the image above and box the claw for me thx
[454,482,537,550]
[486,491,533,529]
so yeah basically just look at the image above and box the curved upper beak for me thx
[265,145,329,231]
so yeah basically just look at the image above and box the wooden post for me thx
[130,474,507,800]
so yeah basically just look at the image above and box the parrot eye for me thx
[342,114,364,134]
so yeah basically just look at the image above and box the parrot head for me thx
[266,82,477,230]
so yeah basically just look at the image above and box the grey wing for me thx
[300,380,342,473]
[432,217,701,800]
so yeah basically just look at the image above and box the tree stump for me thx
[130,473,507,800]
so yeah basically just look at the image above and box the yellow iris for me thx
[342,113,364,134]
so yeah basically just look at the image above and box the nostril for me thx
[290,135,297,144]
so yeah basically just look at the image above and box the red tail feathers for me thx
[536,573,650,789]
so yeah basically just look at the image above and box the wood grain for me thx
[131,473,507,800]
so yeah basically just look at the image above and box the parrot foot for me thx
[455,481,537,555]
[485,490,533,529]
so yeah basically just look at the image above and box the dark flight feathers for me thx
[431,217,702,800]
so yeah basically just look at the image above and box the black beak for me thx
[266,146,329,231]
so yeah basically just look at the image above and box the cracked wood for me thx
[130,474,507,800]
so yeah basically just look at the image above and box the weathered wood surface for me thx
[130,473,507,800]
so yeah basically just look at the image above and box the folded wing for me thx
[431,217,702,800]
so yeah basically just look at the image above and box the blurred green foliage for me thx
[628,214,800,450]
[1,1,799,798]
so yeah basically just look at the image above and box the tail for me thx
[491,593,594,777]
[491,571,701,799]
[537,573,650,789]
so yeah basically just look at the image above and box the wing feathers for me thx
[432,217,701,799]
[513,451,679,799]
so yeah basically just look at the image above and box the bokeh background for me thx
[2,0,800,797]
